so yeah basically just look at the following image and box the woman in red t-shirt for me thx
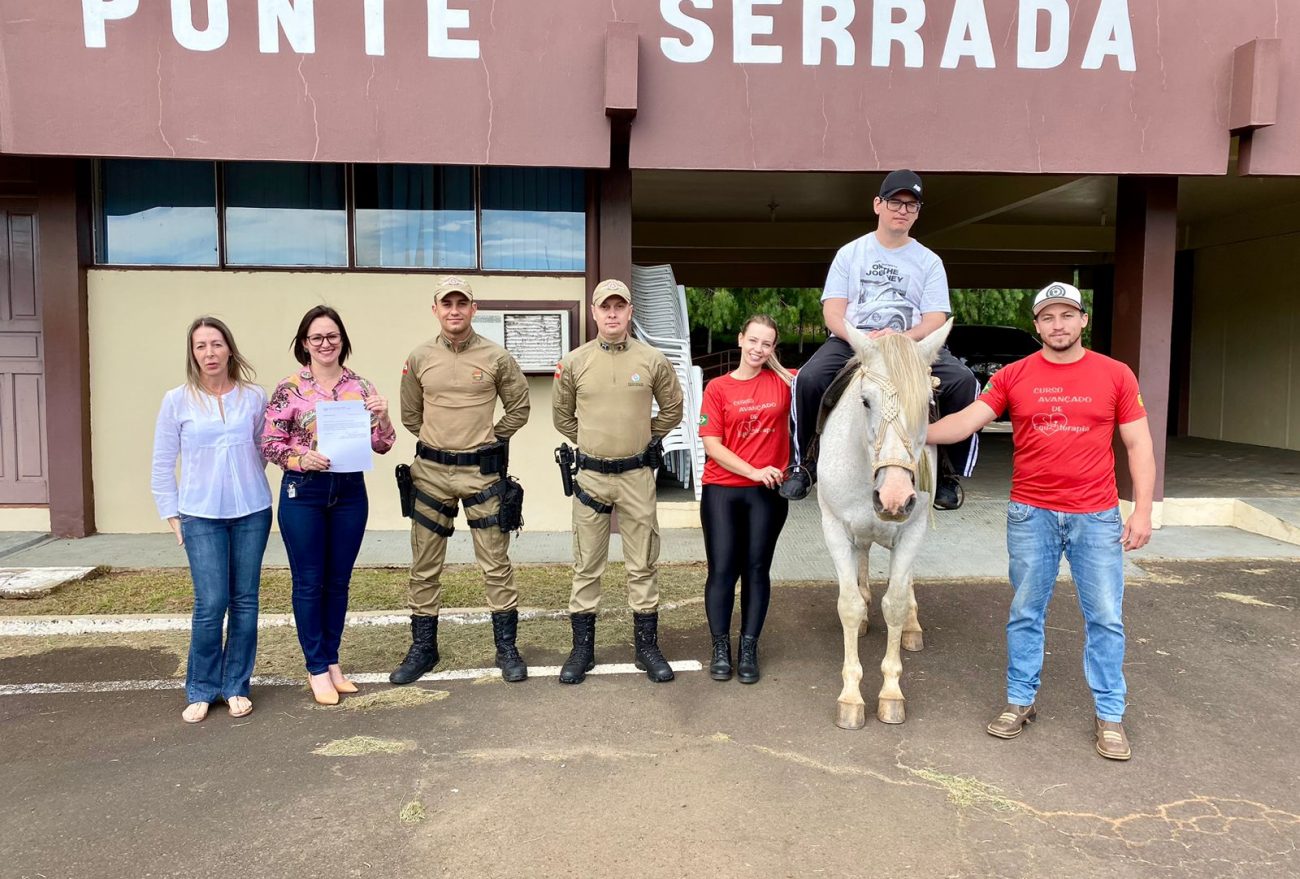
[699,315,794,684]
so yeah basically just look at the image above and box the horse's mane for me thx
[868,333,933,436]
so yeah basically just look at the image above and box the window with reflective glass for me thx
[354,165,476,269]
[97,160,218,265]
[481,168,585,272]
[224,162,347,267]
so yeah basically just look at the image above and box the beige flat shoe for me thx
[182,702,209,724]
[328,665,358,694]
[308,673,339,706]
[227,696,253,718]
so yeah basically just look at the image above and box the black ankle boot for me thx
[389,615,440,685]
[737,635,760,684]
[709,634,732,681]
[633,611,675,683]
[491,610,528,683]
[559,613,597,684]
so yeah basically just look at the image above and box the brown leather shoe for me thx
[986,703,1036,739]
[1095,718,1132,761]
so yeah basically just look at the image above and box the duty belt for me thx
[416,442,490,467]
[576,450,650,474]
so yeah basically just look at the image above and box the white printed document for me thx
[315,400,373,473]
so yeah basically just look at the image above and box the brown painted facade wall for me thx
[1,1,1297,174]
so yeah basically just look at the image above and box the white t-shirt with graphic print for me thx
[821,232,950,336]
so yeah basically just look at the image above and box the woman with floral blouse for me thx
[261,305,396,705]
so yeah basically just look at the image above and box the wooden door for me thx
[0,201,47,503]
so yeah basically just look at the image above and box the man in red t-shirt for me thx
[927,282,1155,761]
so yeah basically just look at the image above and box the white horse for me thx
[816,319,952,729]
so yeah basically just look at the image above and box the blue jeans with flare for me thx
[180,508,273,704]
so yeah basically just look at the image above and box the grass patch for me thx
[909,768,1020,812]
[335,688,449,712]
[0,563,713,617]
[313,736,415,757]
[399,801,428,824]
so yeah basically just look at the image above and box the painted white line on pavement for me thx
[0,660,704,696]
[0,601,703,638]
[0,608,565,637]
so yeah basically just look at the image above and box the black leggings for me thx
[701,484,790,639]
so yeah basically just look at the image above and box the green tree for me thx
[686,287,825,351]
[685,287,743,353]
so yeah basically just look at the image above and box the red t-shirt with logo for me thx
[699,369,792,487]
[978,350,1147,513]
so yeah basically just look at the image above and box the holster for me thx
[496,477,525,532]
[555,443,576,497]
[645,436,665,470]
[464,476,526,534]
[395,463,415,518]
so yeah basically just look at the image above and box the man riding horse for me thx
[781,170,980,509]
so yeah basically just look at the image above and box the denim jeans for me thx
[277,471,369,675]
[180,508,272,704]
[1005,501,1127,722]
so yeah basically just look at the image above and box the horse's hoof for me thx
[877,698,906,724]
[836,702,867,730]
[858,619,870,637]
[901,631,924,652]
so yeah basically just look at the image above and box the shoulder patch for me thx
[698,413,709,426]
[553,361,563,380]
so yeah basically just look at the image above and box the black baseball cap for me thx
[879,169,923,200]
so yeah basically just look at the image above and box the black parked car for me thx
[945,324,1041,390]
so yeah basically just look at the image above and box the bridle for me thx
[858,368,921,476]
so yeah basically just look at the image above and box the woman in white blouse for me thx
[151,317,272,723]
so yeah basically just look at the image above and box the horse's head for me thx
[841,319,953,521]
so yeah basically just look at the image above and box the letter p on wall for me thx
[83,0,140,48]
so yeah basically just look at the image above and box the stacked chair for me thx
[630,264,705,501]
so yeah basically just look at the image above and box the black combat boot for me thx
[633,611,675,683]
[709,634,733,681]
[491,609,528,683]
[559,613,597,684]
[389,615,440,685]
[737,635,760,684]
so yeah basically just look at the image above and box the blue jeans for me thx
[277,472,369,675]
[180,508,272,704]
[1005,501,1127,722]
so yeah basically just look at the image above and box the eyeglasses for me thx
[883,198,922,214]
[305,333,342,348]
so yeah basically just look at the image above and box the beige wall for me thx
[89,270,587,533]
[1188,233,1300,450]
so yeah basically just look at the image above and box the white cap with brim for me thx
[1032,282,1085,315]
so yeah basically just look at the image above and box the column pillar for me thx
[1111,176,1178,502]
[36,158,95,537]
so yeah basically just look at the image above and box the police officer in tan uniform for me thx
[552,279,685,684]
[390,276,531,685]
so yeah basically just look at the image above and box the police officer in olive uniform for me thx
[552,279,685,684]
[390,276,532,685]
